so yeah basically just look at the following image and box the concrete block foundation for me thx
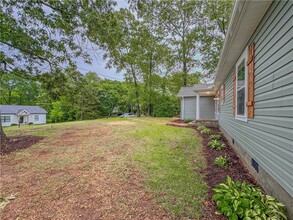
[194,119,218,128]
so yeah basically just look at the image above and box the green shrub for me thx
[183,119,193,123]
[11,124,18,126]
[197,125,206,131]
[214,156,229,167]
[201,128,212,135]
[211,134,221,141]
[208,140,225,150]
[212,176,287,220]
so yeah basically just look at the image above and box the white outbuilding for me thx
[177,84,216,120]
[0,105,47,126]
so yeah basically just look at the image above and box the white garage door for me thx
[199,96,215,119]
[183,97,196,120]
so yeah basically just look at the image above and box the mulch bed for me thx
[167,119,195,128]
[0,136,44,154]
[167,119,258,220]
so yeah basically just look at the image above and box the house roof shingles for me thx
[0,105,47,114]
[177,86,196,97]
[177,84,214,97]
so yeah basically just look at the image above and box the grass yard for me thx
[0,118,207,219]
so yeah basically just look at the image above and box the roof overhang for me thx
[198,91,215,96]
[193,83,215,96]
[214,0,273,93]
[177,95,197,98]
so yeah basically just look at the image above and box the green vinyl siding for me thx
[219,0,293,197]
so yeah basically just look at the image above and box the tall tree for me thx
[88,9,147,116]
[0,74,39,105]
[132,1,171,116]
[198,0,234,78]
[153,0,201,86]
[0,0,115,146]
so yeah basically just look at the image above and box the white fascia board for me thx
[179,95,197,98]
[17,110,30,115]
[213,0,273,93]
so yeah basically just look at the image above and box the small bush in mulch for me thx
[207,140,226,151]
[0,136,44,155]
[201,128,212,135]
[183,119,193,123]
[212,176,287,220]
[210,134,221,141]
[197,125,206,131]
[214,156,229,168]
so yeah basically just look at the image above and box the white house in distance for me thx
[0,105,47,126]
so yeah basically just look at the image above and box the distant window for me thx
[34,115,39,121]
[1,116,10,122]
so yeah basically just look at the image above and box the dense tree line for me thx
[1,70,199,122]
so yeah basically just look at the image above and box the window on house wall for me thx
[236,49,247,120]
[34,115,39,121]
[1,116,11,122]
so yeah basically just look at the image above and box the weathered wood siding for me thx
[199,96,215,119]
[219,0,293,197]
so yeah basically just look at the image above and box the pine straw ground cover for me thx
[1,118,211,219]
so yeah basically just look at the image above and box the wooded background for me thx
[0,0,233,122]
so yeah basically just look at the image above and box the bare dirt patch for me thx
[167,118,195,128]
[0,136,44,155]
[106,121,136,126]
[0,123,169,220]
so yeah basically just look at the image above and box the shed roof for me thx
[0,105,47,114]
[177,84,214,97]
[177,86,196,97]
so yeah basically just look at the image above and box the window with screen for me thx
[1,116,10,122]
[237,60,246,116]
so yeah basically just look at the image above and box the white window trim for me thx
[235,47,248,122]
[34,115,39,121]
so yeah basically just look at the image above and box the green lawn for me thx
[1,117,207,219]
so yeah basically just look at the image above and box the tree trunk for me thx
[182,12,187,87]
[183,61,187,86]
[0,110,8,151]
[131,65,141,117]
[0,74,8,151]
[147,53,153,116]
[8,89,12,104]
[80,93,84,120]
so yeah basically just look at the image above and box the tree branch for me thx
[2,42,53,69]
